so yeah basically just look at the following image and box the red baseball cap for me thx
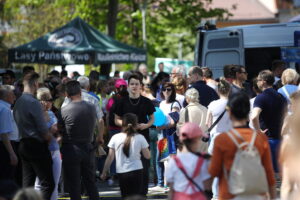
[179,122,206,141]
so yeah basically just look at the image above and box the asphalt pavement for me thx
[58,179,167,200]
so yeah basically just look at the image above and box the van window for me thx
[245,47,281,80]
[208,38,239,49]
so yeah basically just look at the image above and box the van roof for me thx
[204,22,300,48]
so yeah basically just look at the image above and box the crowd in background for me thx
[0,60,300,200]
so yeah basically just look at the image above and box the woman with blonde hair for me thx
[35,87,61,200]
[278,68,299,103]
[280,92,300,199]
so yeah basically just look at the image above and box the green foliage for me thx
[2,0,230,72]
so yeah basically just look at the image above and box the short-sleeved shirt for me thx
[253,88,287,139]
[47,111,59,151]
[108,132,149,173]
[62,89,103,120]
[230,82,254,98]
[278,84,298,103]
[60,101,97,144]
[188,80,219,107]
[207,99,232,136]
[13,93,48,142]
[114,96,155,142]
[0,100,14,137]
[159,100,181,116]
[166,152,210,194]
[208,128,275,200]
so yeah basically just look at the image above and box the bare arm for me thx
[114,114,122,127]
[138,113,155,131]
[0,134,18,166]
[251,107,263,132]
[141,147,150,159]
[167,183,174,200]
[96,118,104,145]
[101,148,115,180]
[206,110,213,128]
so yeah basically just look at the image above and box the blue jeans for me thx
[149,128,158,183]
[155,146,165,187]
[268,139,280,173]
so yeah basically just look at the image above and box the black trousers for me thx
[141,157,150,195]
[19,138,55,200]
[0,142,15,180]
[61,143,99,200]
[118,169,143,198]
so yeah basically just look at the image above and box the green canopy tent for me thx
[8,17,146,65]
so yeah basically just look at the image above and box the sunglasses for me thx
[162,88,172,92]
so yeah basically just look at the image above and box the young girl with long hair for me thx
[101,113,150,199]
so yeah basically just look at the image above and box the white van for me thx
[194,23,300,79]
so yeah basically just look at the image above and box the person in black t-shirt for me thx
[251,70,287,173]
[114,74,155,196]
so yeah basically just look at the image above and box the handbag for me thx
[157,137,169,162]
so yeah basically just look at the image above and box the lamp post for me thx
[140,0,147,50]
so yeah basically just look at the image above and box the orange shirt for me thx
[208,128,276,200]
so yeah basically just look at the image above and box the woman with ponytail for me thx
[101,113,150,199]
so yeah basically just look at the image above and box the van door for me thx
[202,30,244,78]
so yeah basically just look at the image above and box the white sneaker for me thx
[149,186,165,192]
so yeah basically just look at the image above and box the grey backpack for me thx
[224,129,268,195]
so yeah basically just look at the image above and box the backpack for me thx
[224,129,268,196]
[173,154,208,200]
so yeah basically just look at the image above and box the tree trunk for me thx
[100,0,119,79]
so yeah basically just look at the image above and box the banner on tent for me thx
[8,50,93,64]
[96,52,146,63]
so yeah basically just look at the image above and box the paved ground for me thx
[58,180,167,200]
[57,176,282,200]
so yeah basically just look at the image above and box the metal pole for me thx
[141,0,147,50]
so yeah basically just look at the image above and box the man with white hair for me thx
[0,85,18,180]
[170,65,186,81]
[138,63,150,84]
[62,76,104,144]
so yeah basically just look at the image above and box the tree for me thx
[2,0,231,73]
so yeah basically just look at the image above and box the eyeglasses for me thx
[162,88,172,92]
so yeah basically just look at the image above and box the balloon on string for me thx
[153,107,166,126]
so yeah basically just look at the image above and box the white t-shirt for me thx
[176,94,185,108]
[207,98,232,135]
[166,152,210,194]
[108,132,149,173]
[249,97,256,129]
[159,100,181,116]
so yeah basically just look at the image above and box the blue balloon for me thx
[153,107,166,126]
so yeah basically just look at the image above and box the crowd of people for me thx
[0,60,300,200]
